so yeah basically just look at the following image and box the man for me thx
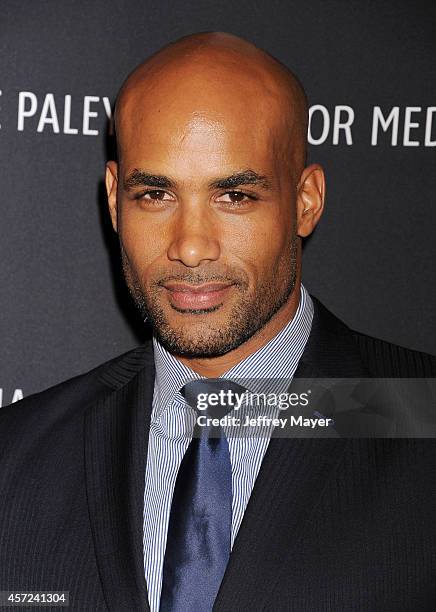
[0,32,435,612]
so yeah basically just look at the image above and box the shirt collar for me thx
[152,284,313,418]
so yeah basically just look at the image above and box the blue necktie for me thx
[160,379,245,612]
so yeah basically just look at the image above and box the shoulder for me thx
[309,294,436,377]
[350,329,436,377]
[0,342,154,434]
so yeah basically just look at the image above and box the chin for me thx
[154,321,236,358]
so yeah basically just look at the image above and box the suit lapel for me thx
[214,296,369,611]
[84,346,155,612]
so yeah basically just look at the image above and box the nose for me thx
[167,202,220,267]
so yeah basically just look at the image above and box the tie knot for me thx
[181,378,247,419]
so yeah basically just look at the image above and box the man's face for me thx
[108,82,301,357]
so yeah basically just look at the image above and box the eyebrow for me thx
[123,170,174,191]
[123,168,273,192]
[208,170,273,190]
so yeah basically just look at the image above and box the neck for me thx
[177,283,301,378]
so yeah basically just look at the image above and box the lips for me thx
[162,281,234,310]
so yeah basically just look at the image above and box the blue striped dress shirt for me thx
[143,284,314,611]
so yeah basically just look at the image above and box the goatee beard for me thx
[119,231,298,358]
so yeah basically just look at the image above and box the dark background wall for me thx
[1,0,435,406]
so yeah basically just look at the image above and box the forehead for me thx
[117,71,292,180]
[123,118,281,182]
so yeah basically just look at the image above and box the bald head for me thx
[114,32,308,178]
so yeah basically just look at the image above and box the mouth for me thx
[162,281,235,311]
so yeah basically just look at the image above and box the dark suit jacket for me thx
[1,297,435,611]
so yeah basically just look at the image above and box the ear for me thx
[105,160,119,233]
[296,164,326,237]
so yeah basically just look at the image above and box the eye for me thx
[135,189,174,202]
[215,191,256,206]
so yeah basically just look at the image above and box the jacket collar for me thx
[294,295,369,378]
